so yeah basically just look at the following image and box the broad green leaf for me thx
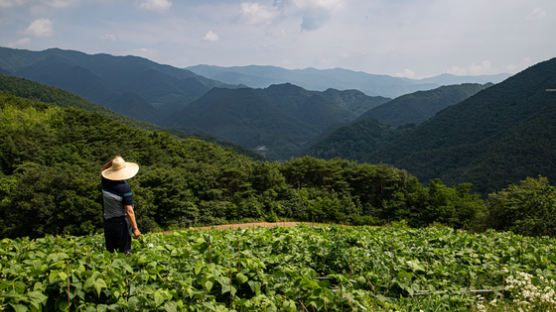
[236,272,248,284]
[406,260,425,272]
[204,280,214,292]
[154,289,165,306]
[195,260,203,275]
[93,278,107,297]
[27,290,48,309]
[126,297,140,310]
[248,281,261,295]
[10,304,28,312]
[164,301,177,312]
[14,281,26,294]
[397,270,413,280]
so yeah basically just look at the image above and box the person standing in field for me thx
[101,156,141,255]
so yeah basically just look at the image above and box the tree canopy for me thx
[0,91,492,238]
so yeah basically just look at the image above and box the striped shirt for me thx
[101,177,133,219]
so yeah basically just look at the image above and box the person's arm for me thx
[125,205,141,238]
[101,158,113,172]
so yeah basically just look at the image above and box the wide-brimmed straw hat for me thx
[101,156,139,181]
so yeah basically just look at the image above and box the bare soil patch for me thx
[196,221,311,230]
[160,221,323,234]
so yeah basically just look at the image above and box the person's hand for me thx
[133,228,141,238]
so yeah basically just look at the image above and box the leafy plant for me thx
[1,225,554,311]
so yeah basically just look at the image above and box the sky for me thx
[1,0,555,78]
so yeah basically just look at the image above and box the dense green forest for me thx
[166,83,389,160]
[1,87,554,239]
[0,47,391,161]
[310,58,556,194]
[0,74,262,160]
[357,83,491,127]
[307,119,413,161]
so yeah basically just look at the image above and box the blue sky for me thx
[1,0,555,78]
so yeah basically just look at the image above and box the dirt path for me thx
[161,221,322,234]
[196,221,312,230]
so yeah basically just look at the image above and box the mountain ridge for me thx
[0,73,263,160]
[0,47,239,124]
[166,83,390,160]
[187,64,510,98]
[357,83,492,126]
[309,58,556,193]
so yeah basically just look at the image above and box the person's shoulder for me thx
[121,181,132,194]
[102,178,131,195]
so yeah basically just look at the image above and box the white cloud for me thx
[7,37,30,47]
[447,60,495,76]
[394,68,416,78]
[468,60,493,75]
[127,47,158,60]
[41,0,76,8]
[447,58,538,76]
[288,0,344,31]
[139,0,172,12]
[527,7,547,20]
[292,0,344,11]
[100,33,117,41]
[25,18,54,37]
[240,2,279,25]
[238,0,343,30]
[0,0,25,8]
[505,57,534,73]
[203,30,219,42]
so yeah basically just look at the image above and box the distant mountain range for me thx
[0,47,237,124]
[4,46,552,193]
[309,58,556,193]
[1,46,553,194]
[187,64,510,98]
[0,47,395,160]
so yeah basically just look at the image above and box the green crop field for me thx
[1,225,555,311]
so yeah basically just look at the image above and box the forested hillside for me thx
[0,48,395,160]
[307,120,413,160]
[0,74,262,159]
[0,47,236,124]
[167,83,389,160]
[310,58,556,194]
[375,57,556,193]
[357,83,491,126]
[1,90,490,238]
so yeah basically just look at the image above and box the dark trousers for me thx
[104,216,132,256]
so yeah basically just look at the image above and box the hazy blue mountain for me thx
[165,83,385,160]
[358,83,492,126]
[0,47,237,123]
[309,58,556,193]
[187,64,510,98]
